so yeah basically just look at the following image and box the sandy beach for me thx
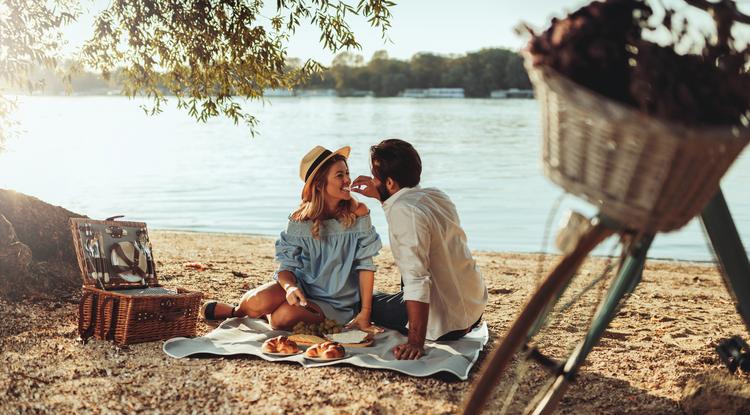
[2,230,750,414]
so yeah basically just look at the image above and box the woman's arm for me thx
[277,270,307,306]
[346,269,383,333]
[358,269,375,316]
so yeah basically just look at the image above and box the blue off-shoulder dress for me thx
[273,214,382,324]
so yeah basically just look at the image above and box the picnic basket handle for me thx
[99,296,120,342]
[78,291,99,342]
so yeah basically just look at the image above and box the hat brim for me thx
[301,146,351,200]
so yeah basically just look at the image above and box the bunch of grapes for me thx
[292,319,343,336]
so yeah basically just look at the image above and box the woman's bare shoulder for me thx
[353,201,370,217]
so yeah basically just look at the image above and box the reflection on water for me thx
[1,96,748,261]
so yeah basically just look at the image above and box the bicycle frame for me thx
[527,188,750,414]
[463,188,750,414]
[701,190,750,330]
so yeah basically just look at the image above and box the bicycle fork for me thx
[528,234,653,415]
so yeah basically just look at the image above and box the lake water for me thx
[1,96,749,261]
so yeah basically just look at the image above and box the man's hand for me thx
[351,175,381,201]
[284,285,307,307]
[393,342,424,360]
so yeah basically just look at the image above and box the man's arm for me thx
[394,300,429,360]
[388,206,432,360]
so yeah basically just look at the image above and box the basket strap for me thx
[105,297,120,341]
[112,243,147,278]
[97,295,108,339]
[78,292,99,342]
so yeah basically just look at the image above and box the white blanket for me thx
[163,317,489,380]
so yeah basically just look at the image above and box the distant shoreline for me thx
[149,228,719,265]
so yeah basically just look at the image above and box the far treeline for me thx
[301,48,532,97]
[17,48,531,98]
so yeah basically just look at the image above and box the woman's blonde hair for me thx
[291,154,357,238]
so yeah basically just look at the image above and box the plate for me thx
[262,350,302,357]
[303,352,351,362]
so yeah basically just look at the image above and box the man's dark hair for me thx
[370,139,422,188]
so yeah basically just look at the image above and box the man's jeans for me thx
[371,291,480,341]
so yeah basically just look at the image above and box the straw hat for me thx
[299,145,351,200]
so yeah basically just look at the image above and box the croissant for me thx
[262,336,300,354]
[304,341,345,359]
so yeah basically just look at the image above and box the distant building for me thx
[339,89,374,97]
[491,88,534,99]
[295,89,337,97]
[426,88,465,98]
[263,88,294,97]
[401,88,465,98]
[402,88,427,98]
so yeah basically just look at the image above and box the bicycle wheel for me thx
[462,221,619,414]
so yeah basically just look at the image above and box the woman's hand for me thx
[345,310,384,334]
[284,285,308,307]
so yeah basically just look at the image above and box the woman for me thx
[203,145,383,332]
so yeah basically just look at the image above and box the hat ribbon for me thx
[305,149,332,182]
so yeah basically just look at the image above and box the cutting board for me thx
[288,333,374,348]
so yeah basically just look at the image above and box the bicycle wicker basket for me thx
[525,52,750,233]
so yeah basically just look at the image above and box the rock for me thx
[0,189,86,299]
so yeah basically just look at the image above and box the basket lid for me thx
[69,218,159,289]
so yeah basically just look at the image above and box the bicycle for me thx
[462,189,750,414]
[462,1,750,412]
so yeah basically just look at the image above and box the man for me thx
[352,139,488,360]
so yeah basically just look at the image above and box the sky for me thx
[59,0,597,64]
[60,0,749,65]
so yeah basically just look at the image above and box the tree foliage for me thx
[0,0,79,146]
[1,0,395,138]
[81,0,393,132]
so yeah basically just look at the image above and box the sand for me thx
[2,230,750,414]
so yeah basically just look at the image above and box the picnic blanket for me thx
[163,317,489,380]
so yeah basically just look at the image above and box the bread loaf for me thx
[262,336,300,354]
[304,341,345,359]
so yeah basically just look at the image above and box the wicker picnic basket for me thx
[70,218,202,345]
[524,53,750,233]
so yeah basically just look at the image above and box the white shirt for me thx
[383,186,488,340]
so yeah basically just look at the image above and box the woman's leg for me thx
[268,302,324,330]
[206,281,287,320]
[235,281,288,318]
